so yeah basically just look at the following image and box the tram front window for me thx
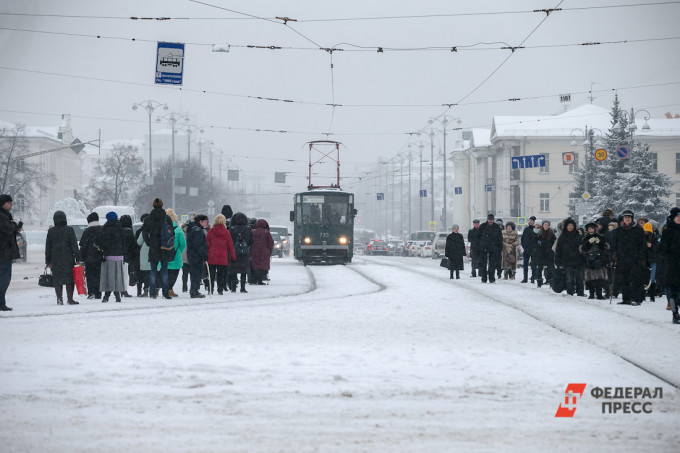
[301,195,350,225]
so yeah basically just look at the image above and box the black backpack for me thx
[234,233,249,257]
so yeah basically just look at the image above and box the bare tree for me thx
[0,123,56,217]
[85,143,145,206]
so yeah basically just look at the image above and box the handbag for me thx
[439,257,450,268]
[38,268,54,287]
[73,264,87,295]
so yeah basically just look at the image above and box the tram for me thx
[290,141,357,265]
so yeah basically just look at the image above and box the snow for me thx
[1,250,679,452]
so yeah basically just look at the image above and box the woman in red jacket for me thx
[206,214,236,295]
[251,219,274,285]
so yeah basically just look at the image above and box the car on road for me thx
[271,232,284,258]
[269,225,291,256]
[365,239,389,256]
[419,240,434,258]
[408,240,428,257]
[432,232,448,258]
[386,241,402,256]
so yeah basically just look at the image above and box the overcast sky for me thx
[1,0,679,192]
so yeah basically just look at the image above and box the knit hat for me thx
[106,211,118,221]
[529,216,536,221]
[643,222,653,233]
[487,214,495,221]
[152,198,163,209]
[542,220,551,226]
[452,224,459,230]
[86,212,99,223]
[670,207,680,220]
[621,209,634,218]
[0,194,12,205]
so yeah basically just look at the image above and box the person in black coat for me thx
[45,210,82,305]
[79,212,103,299]
[580,222,610,300]
[142,198,173,299]
[0,194,22,311]
[120,215,138,298]
[533,220,556,287]
[554,218,585,296]
[478,214,503,283]
[228,212,254,293]
[613,210,647,305]
[467,219,482,277]
[659,207,680,323]
[521,216,538,283]
[445,225,466,280]
[99,212,127,302]
[186,214,209,298]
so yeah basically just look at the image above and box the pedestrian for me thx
[445,224,466,279]
[119,214,137,298]
[495,218,504,279]
[186,214,209,298]
[221,205,233,226]
[79,212,103,299]
[478,214,503,283]
[643,221,659,302]
[228,212,254,292]
[658,207,680,323]
[250,219,274,285]
[554,218,585,296]
[467,219,482,277]
[580,221,609,300]
[0,194,22,311]
[135,213,150,297]
[501,221,519,280]
[612,210,647,305]
[165,209,186,298]
[45,210,81,305]
[521,216,538,283]
[533,220,556,288]
[142,198,173,299]
[207,214,236,294]
[99,211,126,303]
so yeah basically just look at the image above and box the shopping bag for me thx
[439,257,450,268]
[73,264,87,296]
[551,267,566,294]
[38,268,54,287]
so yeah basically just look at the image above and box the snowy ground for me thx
[1,247,679,452]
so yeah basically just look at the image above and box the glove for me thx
[588,237,599,243]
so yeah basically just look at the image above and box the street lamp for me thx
[614,107,651,147]
[430,115,461,231]
[132,100,168,180]
[156,112,190,209]
[180,123,204,162]
[570,126,604,195]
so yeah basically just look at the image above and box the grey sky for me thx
[1,0,679,192]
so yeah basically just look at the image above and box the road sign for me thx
[517,217,527,225]
[582,192,591,200]
[616,146,629,159]
[454,187,462,195]
[377,193,384,200]
[594,148,608,161]
[419,189,427,198]
[428,221,436,231]
[228,170,239,181]
[485,184,493,192]
[511,154,546,169]
[562,152,575,165]
[70,138,85,154]
[181,214,189,223]
[155,42,185,85]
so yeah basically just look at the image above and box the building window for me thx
[569,153,579,174]
[540,154,549,173]
[540,193,550,212]
[651,152,657,171]
[15,194,26,215]
[676,153,680,173]
[510,147,520,180]
[676,192,680,207]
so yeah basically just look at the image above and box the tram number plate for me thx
[319,232,329,238]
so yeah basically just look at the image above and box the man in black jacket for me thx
[479,214,503,283]
[142,198,173,299]
[613,209,647,305]
[186,214,209,298]
[521,216,538,283]
[79,212,103,299]
[467,219,482,277]
[0,194,21,311]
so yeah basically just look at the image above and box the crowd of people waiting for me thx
[445,207,680,325]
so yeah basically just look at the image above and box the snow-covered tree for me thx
[45,198,89,226]
[570,95,672,223]
[85,143,145,207]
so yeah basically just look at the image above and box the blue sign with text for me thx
[511,154,546,169]
[454,187,462,195]
[485,184,493,192]
[155,42,185,86]
[377,193,384,200]
[419,189,427,198]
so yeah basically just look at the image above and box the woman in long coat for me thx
[45,210,81,305]
[580,222,609,299]
[99,211,126,302]
[445,224,466,280]
[533,220,556,287]
[501,221,520,280]
[207,214,235,294]
[119,214,138,298]
[251,219,274,285]
[659,207,680,323]
[228,212,254,293]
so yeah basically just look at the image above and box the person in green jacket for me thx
[165,209,187,298]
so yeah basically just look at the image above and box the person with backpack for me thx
[228,212,254,293]
[580,221,609,299]
[79,212,103,299]
[186,214,209,298]
[142,198,174,300]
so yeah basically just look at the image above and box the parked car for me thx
[402,241,413,256]
[386,241,401,256]
[432,232,448,258]
[409,240,428,257]
[270,232,284,258]
[365,239,389,256]
[419,240,434,258]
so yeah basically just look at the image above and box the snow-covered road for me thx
[1,254,678,452]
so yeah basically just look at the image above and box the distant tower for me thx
[57,113,73,143]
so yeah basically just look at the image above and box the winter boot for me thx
[55,285,64,305]
[673,312,680,324]
[536,278,543,288]
[122,291,132,298]
[455,270,460,279]
[162,291,172,300]
[647,283,656,302]
[450,270,454,280]
[114,292,121,303]
[66,284,78,305]
[667,301,672,310]
[471,270,477,277]
[0,304,12,311]
[57,298,64,305]
[588,289,595,299]
[240,278,248,293]
[102,292,110,303]
[503,271,508,280]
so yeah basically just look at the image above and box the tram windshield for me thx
[300,194,351,225]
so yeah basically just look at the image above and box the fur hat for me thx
[585,222,598,231]
[86,212,99,223]
[152,198,163,209]
[194,214,208,222]
[106,211,118,221]
[0,194,12,205]
[602,209,614,218]
[608,222,618,230]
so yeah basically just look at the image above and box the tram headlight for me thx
[304,236,312,244]
[338,236,348,245]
